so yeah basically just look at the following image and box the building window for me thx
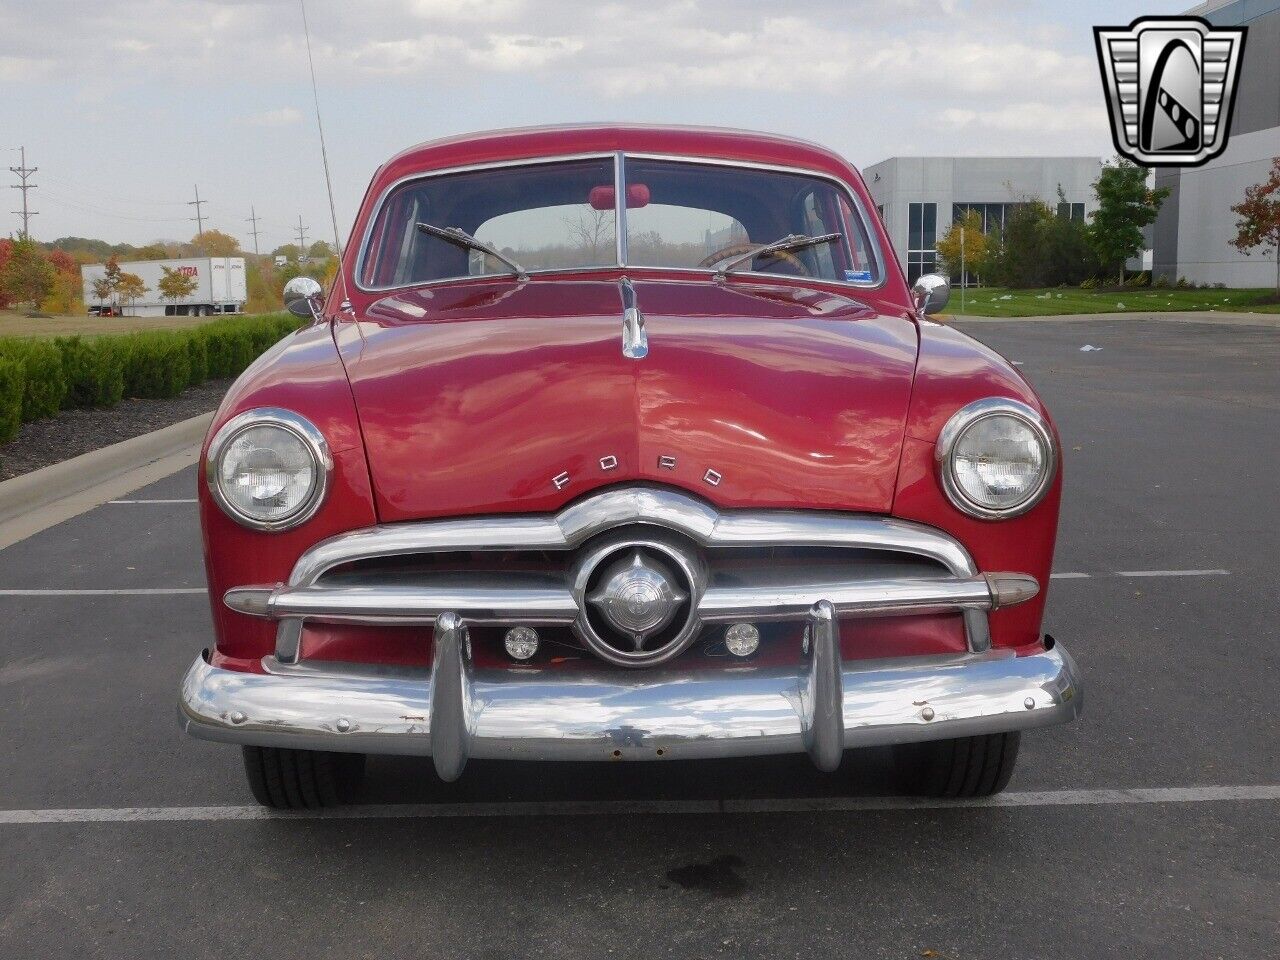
[907,201,936,284]
[1057,202,1085,222]
[876,204,886,225]
[953,202,1028,235]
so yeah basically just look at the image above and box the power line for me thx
[188,185,207,238]
[295,215,308,254]
[246,206,263,256]
[9,145,37,239]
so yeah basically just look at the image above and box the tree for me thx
[190,229,240,257]
[91,276,114,312]
[0,237,56,311]
[271,243,301,261]
[42,249,83,314]
[1088,157,1168,284]
[1230,156,1280,294]
[936,209,990,284]
[157,265,199,307]
[0,239,13,310]
[308,241,334,260]
[115,272,149,314]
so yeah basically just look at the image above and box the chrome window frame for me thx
[352,151,887,294]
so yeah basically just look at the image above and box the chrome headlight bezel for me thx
[205,408,332,532]
[936,398,1057,521]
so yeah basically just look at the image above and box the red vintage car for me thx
[179,125,1081,808]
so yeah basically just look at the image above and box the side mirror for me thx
[284,276,325,321]
[911,273,951,317]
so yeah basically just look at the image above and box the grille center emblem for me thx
[587,550,687,650]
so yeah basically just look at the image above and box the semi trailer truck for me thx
[82,257,248,317]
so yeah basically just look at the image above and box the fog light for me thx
[504,626,540,661]
[724,622,760,658]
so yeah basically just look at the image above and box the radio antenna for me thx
[300,0,343,259]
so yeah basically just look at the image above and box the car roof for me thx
[376,124,860,184]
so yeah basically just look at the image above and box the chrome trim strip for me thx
[178,637,1083,762]
[697,574,1006,624]
[614,151,628,266]
[936,398,1059,521]
[352,151,885,295]
[229,578,578,626]
[205,408,332,533]
[232,571,1035,629]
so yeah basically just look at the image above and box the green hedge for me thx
[0,312,304,444]
[0,358,23,444]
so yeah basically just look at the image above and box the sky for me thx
[0,0,1178,250]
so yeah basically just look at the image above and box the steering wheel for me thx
[697,243,812,277]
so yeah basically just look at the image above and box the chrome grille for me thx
[223,486,1040,667]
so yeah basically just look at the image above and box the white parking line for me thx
[1116,569,1231,577]
[0,588,207,596]
[1052,569,1231,580]
[107,499,198,505]
[1,785,1276,825]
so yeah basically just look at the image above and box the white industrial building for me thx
[863,157,1102,284]
[1152,0,1280,286]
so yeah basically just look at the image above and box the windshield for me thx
[623,159,876,283]
[358,155,879,289]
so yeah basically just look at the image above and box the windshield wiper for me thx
[415,222,529,281]
[714,232,844,280]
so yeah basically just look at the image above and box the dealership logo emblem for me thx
[1094,17,1247,167]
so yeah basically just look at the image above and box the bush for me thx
[54,336,125,409]
[0,313,303,444]
[1125,271,1150,288]
[185,332,209,387]
[122,332,191,399]
[1080,277,1098,289]
[198,322,256,378]
[0,357,23,443]
[1153,274,1170,288]
[0,338,66,420]
[1176,276,1191,288]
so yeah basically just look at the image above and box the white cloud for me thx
[243,107,304,127]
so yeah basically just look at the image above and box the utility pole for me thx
[9,146,37,239]
[188,184,207,239]
[295,215,309,258]
[246,206,263,256]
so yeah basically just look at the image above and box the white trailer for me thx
[81,257,248,318]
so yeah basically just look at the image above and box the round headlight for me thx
[937,398,1056,520]
[206,409,330,531]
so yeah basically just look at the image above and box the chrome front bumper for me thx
[179,605,1082,780]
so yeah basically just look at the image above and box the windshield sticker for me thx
[844,270,873,283]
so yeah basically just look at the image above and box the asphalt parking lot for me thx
[1,315,1277,959]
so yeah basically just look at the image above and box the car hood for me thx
[341,277,920,521]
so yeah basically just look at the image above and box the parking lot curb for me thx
[0,412,212,549]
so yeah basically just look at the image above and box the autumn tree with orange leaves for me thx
[1231,156,1280,295]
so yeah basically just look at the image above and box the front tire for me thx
[893,732,1020,797]
[241,746,366,809]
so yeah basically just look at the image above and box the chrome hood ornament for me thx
[618,276,647,359]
